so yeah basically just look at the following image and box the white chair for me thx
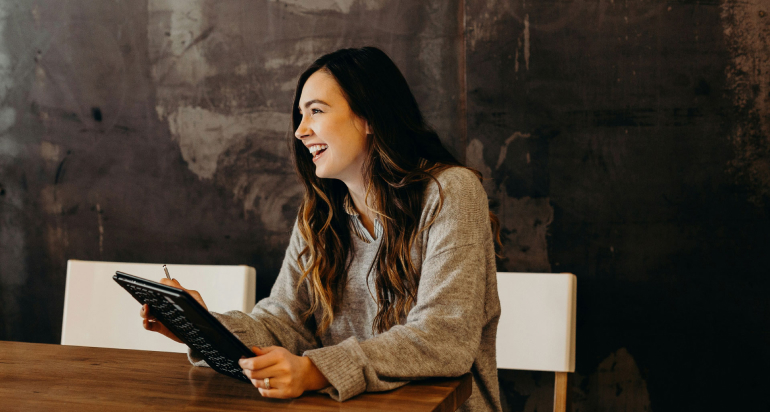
[61,260,256,353]
[496,272,577,412]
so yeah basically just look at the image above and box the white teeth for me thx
[308,144,328,154]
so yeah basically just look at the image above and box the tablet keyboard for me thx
[127,284,249,382]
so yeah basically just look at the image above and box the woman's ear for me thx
[365,122,373,135]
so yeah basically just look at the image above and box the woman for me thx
[141,47,503,412]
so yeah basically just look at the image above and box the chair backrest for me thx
[495,272,576,372]
[61,260,256,353]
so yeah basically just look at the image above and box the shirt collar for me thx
[343,192,383,243]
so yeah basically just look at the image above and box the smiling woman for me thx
[294,72,371,184]
[140,47,503,412]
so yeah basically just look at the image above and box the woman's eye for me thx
[311,109,323,115]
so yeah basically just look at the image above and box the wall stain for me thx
[54,157,66,185]
[580,348,651,412]
[215,134,303,232]
[0,1,26,341]
[165,105,290,180]
[0,120,26,343]
[270,0,386,14]
[467,0,665,51]
[721,0,770,206]
[467,136,553,272]
[149,0,462,237]
[500,348,651,412]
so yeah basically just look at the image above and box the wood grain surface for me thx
[0,341,471,412]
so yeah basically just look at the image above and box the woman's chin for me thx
[314,167,330,179]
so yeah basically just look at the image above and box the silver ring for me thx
[264,377,270,390]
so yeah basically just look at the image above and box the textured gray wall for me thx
[1,0,768,411]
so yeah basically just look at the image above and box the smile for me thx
[308,144,328,162]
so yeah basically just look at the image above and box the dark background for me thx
[0,1,768,410]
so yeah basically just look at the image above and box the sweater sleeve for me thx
[188,220,321,366]
[302,168,493,401]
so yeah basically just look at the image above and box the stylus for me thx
[163,265,171,280]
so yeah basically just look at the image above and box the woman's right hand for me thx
[139,278,208,344]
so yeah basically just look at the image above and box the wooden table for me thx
[0,341,471,411]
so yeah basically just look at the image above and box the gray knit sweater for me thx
[188,167,503,412]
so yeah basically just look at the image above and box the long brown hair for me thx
[290,47,500,336]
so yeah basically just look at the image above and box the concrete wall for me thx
[1,0,768,410]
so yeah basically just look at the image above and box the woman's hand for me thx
[139,278,208,343]
[239,346,330,398]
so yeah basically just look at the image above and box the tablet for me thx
[113,271,255,383]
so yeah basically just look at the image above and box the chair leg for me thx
[553,372,569,412]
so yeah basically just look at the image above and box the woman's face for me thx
[295,70,371,183]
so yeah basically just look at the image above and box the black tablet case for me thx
[113,271,255,383]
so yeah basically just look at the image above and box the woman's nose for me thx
[295,116,311,139]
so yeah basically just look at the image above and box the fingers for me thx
[140,305,163,331]
[140,304,156,321]
[142,307,163,332]
[141,304,156,331]
[156,279,207,310]
[251,346,268,356]
[140,303,183,342]
[158,278,182,289]
[239,348,280,371]
[256,346,277,354]
[143,317,160,331]
[238,346,304,399]
[253,381,301,399]
[143,317,182,342]
[257,386,276,398]
[250,377,276,389]
[250,377,281,398]
[186,290,207,310]
[242,364,282,381]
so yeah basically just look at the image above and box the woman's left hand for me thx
[239,346,330,398]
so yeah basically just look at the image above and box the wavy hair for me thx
[290,47,501,336]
